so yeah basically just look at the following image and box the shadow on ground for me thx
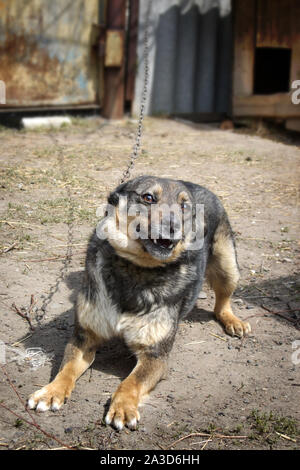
[19,269,300,385]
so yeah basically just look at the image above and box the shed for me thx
[0,0,299,130]
[233,0,300,131]
[133,0,300,129]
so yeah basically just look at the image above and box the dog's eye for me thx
[181,201,188,210]
[142,193,155,203]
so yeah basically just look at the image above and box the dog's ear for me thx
[107,181,128,206]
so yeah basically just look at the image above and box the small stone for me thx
[64,427,73,434]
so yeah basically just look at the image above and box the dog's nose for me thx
[160,212,182,239]
[169,212,181,236]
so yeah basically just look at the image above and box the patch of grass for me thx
[205,422,218,434]
[14,418,24,428]
[0,124,15,134]
[33,148,55,159]
[37,198,97,224]
[231,424,243,434]
[0,166,61,191]
[84,422,96,433]
[18,233,32,242]
[39,214,62,225]
[0,228,38,252]
[76,207,97,223]
[249,409,299,445]
[5,202,28,219]
[1,186,99,229]
[37,197,69,210]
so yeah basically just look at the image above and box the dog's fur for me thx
[28,176,251,430]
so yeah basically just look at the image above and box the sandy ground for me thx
[0,116,299,450]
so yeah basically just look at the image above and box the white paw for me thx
[27,383,68,412]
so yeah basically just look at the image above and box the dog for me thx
[28,176,251,430]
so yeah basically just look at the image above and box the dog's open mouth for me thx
[152,238,174,249]
[141,236,180,259]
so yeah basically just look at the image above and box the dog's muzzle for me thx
[140,215,183,260]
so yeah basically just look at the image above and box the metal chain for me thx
[36,133,75,324]
[120,0,152,184]
[36,1,152,321]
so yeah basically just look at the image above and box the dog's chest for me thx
[105,259,190,315]
[78,267,176,347]
[78,253,190,343]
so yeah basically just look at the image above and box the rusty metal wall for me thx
[0,0,100,107]
[133,0,233,116]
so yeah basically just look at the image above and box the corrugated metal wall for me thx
[0,0,100,107]
[133,0,233,116]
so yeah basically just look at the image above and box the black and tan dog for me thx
[28,176,251,430]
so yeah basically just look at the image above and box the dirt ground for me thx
[0,116,299,451]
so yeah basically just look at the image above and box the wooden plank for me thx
[102,0,126,119]
[0,104,101,113]
[125,0,139,103]
[234,93,300,118]
[256,0,293,48]
[286,119,300,132]
[233,0,256,97]
[290,0,300,84]
[105,30,125,67]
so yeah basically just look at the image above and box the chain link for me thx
[120,0,152,184]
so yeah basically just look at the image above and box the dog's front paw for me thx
[27,380,72,412]
[224,317,251,338]
[105,391,140,431]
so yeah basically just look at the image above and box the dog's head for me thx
[99,176,202,267]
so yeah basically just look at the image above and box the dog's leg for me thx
[28,326,99,411]
[105,351,167,430]
[206,217,251,337]
[213,292,251,337]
